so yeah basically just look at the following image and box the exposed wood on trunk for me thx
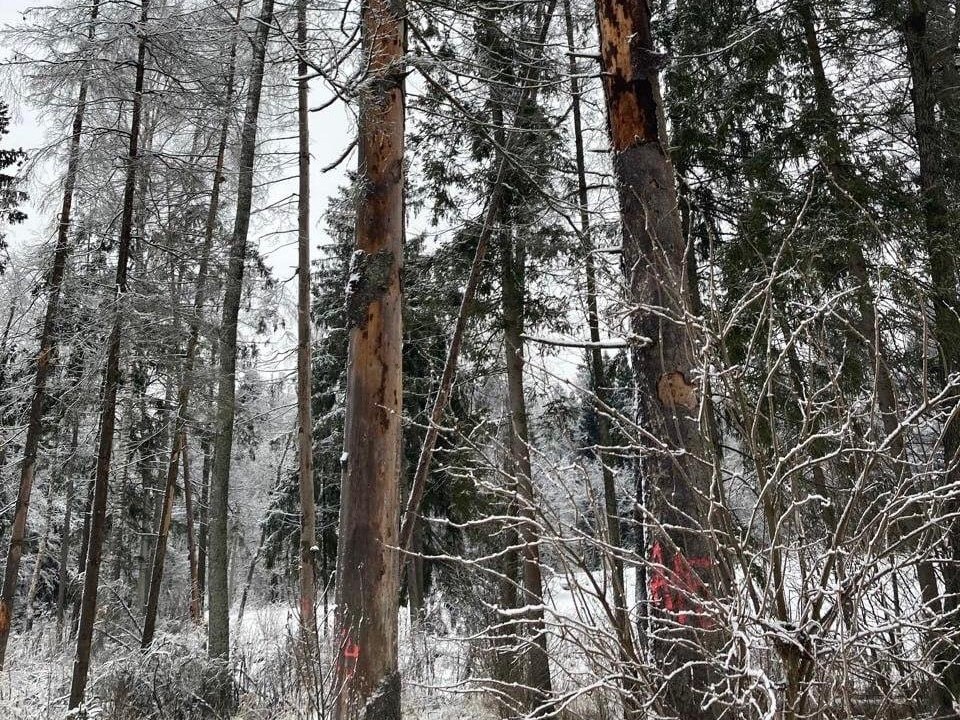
[593,0,720,717]
[68,0,149,707]
[0,0,100,670]
[332,0,405,714]
[207,0,275,665]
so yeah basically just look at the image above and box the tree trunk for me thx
[207,0,275,665]
[500,227,553,713]
[295,0,317,645]
[332,0,405,715]
[902,0,960,709]
[182,434,201,624]
[594,1,719,717]
[56,416,80,637]
[0,0,100,670]
[198,436,210,614]
[68,0,148,707]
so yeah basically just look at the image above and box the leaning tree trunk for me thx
[140,0,241,647]
[207,0,275,666]
[331,0,405,716]
[68,0,148,708]
[594,1,720,717]
[295,0,317,646]
[902,0,960,707]
[0,0,100,670]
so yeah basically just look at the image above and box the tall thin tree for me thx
[68,0,149,707]
[140,0,243,648]
[295,0,317,644]
[207,0,275,664]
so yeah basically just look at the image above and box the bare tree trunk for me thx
[902,0,960,709]
[68,0,148,707]
[593,1,720,717]
[295,0,317,645]
[182,434,201,624]
[0,0,100,670]
[198,436,210,614]
[332,0,405,715]
[207,0,275,666]
[141,1,241,648]
[56,416,80,637]
[500,227,553,713]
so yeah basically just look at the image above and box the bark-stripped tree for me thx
[593,0,720,717]
[207,0,275,666]
[0,0,99,670]
[332,0,405,715]
[68,0,148,708]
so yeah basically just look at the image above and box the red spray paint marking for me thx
[335,629,361,679]
[649,541,714,629]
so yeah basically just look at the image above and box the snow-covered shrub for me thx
[93,635,233,719]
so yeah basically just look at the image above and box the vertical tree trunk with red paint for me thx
[332,0,405,714]
[593,1,719,717]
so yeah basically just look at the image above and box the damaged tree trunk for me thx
[593,1,720,717]
[331,0,405,715]
[68,0,148,708]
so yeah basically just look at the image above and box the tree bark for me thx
[593,1,720,717]
[295,0,317,645]
[56,416,80,638]
[902,0,960,709]
[0,0,100,670]
[182,434,201,624]
[207,0,275,665]
[500,226,553,713]
[332,0,405,715]
[68,0,148,707]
